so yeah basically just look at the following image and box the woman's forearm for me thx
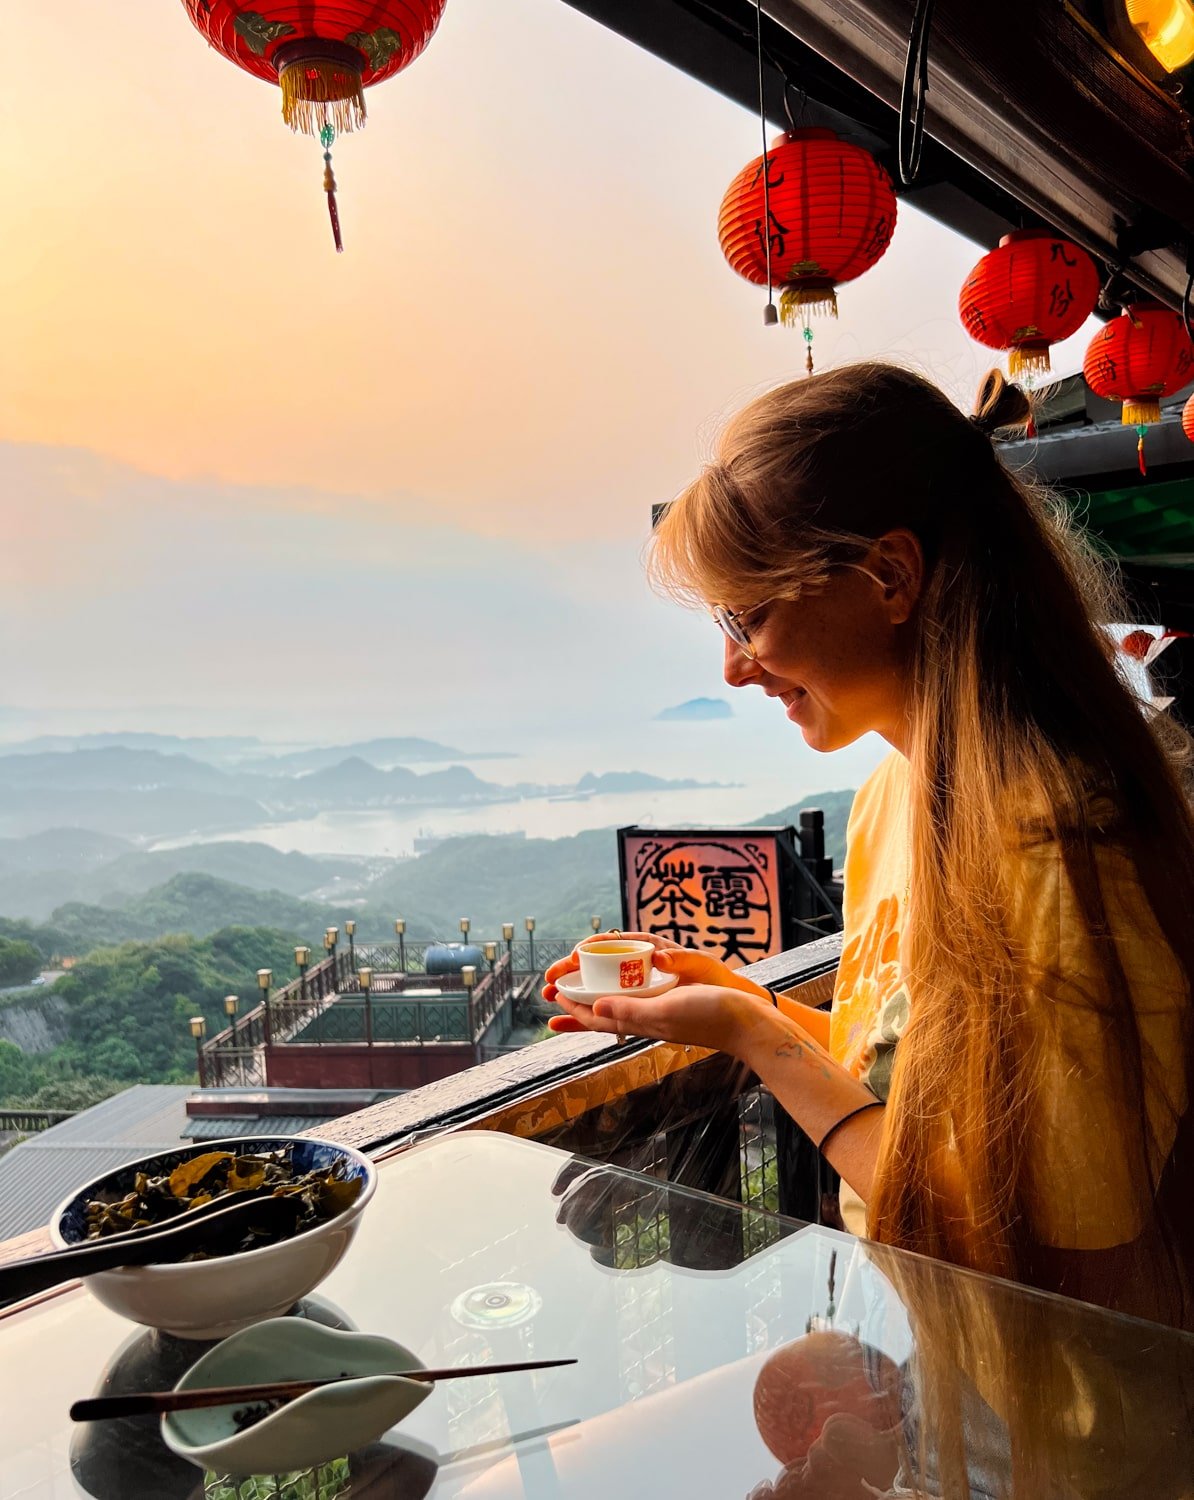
[774,992,832,1049]
[739,1009,884,1206]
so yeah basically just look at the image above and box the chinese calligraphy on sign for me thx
[619,829,792,968]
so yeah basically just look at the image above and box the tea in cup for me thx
[577,938,656,994]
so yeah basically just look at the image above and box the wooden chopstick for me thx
[70,1357,577,1422]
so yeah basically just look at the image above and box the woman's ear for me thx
[868,530,924,625]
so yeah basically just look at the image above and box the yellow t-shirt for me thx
[830,751,1188,1248]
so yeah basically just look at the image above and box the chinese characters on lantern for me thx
[619,830,794,968]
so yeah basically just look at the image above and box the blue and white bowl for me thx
[51,1136,376,1340]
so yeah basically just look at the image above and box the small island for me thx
[655,697,734,722]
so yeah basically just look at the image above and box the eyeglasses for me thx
[711,602,772,660]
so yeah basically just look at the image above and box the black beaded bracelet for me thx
[816,1100,884,1156]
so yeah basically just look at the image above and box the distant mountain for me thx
[749,788,856,868]
[0,748,230,792]
[293,759,498,806]
[0,733,260,759]
[44,873,358,953]
[0,828,132,872]
[575,770,732,793]
[655,697,733,722]
[0,785,268,842]
[364,829,623,936]
[254,737,512,774]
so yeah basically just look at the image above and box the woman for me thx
[546,361,1194,1330]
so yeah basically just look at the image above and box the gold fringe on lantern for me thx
[1008,343,1051,378]
[1122,397,1162,426]
[280,57,366,135]
[779,283,839,325]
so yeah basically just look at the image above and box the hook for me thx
[898,0,936,186]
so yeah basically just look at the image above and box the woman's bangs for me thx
[649,468,788,610]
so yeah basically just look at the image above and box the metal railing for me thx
[199,945,523,1088]
[0,1109,73,1135]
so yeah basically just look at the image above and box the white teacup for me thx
[576,938,656,994]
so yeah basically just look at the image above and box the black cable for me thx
[898,0,936,187]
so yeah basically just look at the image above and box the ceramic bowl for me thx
[51,1136,376,1339]
[162,1318,432,1475]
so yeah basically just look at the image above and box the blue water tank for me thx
[424,942,485,976]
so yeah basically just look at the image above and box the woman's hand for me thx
[549,980,782,1060]
[542,931,773,1017]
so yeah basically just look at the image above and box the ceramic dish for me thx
[554,967,678,1006]
[52,1136,376,1339]
[162,1318,431,1475]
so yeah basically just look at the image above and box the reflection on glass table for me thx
[1,1132,1192,1499]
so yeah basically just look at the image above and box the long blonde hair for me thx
[649,361,1194,1311]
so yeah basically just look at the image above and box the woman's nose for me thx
[723,635,758,688]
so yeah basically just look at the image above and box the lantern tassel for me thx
[1137,423,1148,477]
[321,125,344,254]
[779,284,839,325]
[1123,398,1162,426]
[1008,343,1051,379]
[281,58,366,136]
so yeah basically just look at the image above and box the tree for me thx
[13,1077,125,1112]
[0,938,42,988]
[0,1039,41,1101]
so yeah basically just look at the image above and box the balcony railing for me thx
[199,943,527,1089]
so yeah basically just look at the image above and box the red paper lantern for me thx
[958,229,1100,378]
[182,2,447,248]
[1083,302,1194,473]
[183,3,445,132]
[718,129,897,335]
[1183,391,1194,444]
[1083,303,1194,424]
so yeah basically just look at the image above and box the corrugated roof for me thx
[34,1085,192,1146]
[0,1085,193,1241]
[0,1143,160,1240]
[182,1115,343,1141]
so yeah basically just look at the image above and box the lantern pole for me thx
[257,969,273,1051]
[503,921,515,975]
[190,1016,207,1088]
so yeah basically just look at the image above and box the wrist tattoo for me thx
[774,1029,833,1081]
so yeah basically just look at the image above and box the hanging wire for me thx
[898,0,936,186]
[782,74,806,133]
[756,0,778,325]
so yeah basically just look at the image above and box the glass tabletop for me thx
[2,1131,1193,1500]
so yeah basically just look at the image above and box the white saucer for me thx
[555,967,679,1006]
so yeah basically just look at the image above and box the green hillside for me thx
[43,873,359,955]
[750,788,855,867]
[361,829,624,936]
[0,925,306,1102]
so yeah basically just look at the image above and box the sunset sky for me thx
[0,0,1099,750]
